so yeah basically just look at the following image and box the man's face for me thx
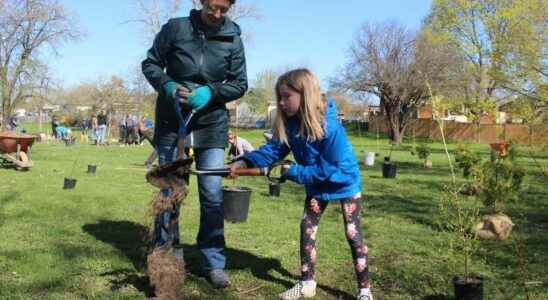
[201,0,231,27]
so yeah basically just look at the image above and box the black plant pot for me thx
[87,164,97,174]
[63,177,77,189]
[222,186,252,223]
[453,276,483,300]
[269,180,281,197]
[382,162,397,178]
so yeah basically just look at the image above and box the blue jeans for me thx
[155,145,181,248]
[96,125,107,144]
[156,144,226,270]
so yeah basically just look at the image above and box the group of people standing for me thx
[118,115,154,146]
[51,112,108,145]
[141,1,372,299]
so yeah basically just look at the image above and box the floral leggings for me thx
[300,194,370,288]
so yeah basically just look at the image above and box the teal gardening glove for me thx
[163,81,179,106]
[187,86,212,111]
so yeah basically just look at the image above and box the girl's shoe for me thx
[279,281,316,300]
[357,291,373,300]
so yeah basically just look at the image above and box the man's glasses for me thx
[204,2,230,15]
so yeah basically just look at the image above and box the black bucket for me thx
[382,162,397,178]
[63,177,77,189]
[453,276,483,300]
[87,165,97,174]
[269,179,281,197]
[222,186,252,223]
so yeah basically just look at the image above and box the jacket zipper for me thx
[198,31,205,74]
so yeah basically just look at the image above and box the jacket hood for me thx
[190,9,242,36]
[325,97,338,123]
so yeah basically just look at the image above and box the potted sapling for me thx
[427,82,483,300]
[382,144,397,178]
[416,143,432,168]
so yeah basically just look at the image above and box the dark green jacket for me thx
[142,9,248,148]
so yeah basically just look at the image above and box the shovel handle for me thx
[234,167,267,177]
[191,167,267,177]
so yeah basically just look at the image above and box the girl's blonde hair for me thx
[274,68,326,145]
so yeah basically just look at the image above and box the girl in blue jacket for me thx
[228,69,372,300]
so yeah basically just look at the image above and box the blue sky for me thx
[51,0,432,89]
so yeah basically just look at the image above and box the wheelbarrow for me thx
[0,131,37,171]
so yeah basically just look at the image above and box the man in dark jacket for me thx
[142,0,247,288]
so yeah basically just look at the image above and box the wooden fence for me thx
[367,117,548,145]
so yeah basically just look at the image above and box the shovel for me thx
[190,167,268,177]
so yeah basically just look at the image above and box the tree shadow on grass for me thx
[83,219,353,299]
[82,219,153,296]
[367,193,440,228]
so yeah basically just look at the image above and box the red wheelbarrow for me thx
[0,131,37,170]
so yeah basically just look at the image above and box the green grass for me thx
[1,126,547,299]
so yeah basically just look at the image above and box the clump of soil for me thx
[145,158,193,299]
[147,247,185,300]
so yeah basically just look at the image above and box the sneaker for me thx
[357,291,373,300]
[279,282,316,300]
[209,269,230,288]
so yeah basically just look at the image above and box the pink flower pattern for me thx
[300,195,369,288]
[356,257,367,272]
[345,203,357,218]
[347,223,358,239]
[310,198,321,214]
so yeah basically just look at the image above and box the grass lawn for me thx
[1,126,547,299]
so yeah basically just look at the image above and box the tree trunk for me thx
[1,85,12,131]
[392,129,403,144]
[387,114,404,144]
[385,108,408,144]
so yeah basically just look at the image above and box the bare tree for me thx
[239,69,277,114]
[333,21,460,144]
[129,0,183,42]
[129,0,261,43]
[0,0,81,130]
[126,63,156,115]
[24,63,58,132]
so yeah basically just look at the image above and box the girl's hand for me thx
[281,164,291,176]
[226,160,248,179]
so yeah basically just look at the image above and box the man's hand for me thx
[163,81,191,109]
[176,87,193,110]
[187,86,213,111]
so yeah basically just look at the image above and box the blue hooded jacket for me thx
[242,99,361,201]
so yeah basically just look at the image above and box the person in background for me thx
[119,115,127,145]
[139,116,158,169]
[51,116,59,139]
[55,125,72,141]
[227,131,254,160]
[80,118,90,143]
[90,113,98,145]
[126,115,138,145]
[96,111,107,146]
[7,115,18,131]
[141,0,247,288]
[228,69,372,300]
